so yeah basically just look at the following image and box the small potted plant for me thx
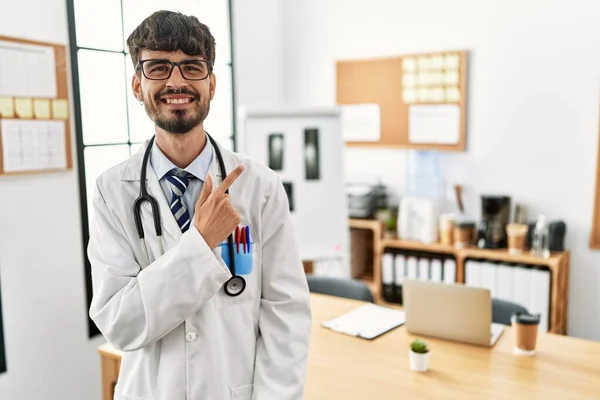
[409,338,429,372]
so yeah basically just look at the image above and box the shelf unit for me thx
[349,219,570,335]
[348,219,386,302]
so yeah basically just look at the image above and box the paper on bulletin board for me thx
[341,103,381,142]
[0,40,57,98]
[1,119,67,172]
[408,104,460,144]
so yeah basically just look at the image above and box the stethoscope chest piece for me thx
[224,275,246,297]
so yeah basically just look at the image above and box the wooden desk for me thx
[99,294,600,399]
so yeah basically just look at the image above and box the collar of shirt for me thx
[150,135,214,181]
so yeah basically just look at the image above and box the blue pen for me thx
[246,226,250,253]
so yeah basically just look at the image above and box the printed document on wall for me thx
[341,103,381,142]
[1,119,66,172]
[408,104,460,144]
[0,40,57,98]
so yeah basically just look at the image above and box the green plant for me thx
[410,338,429,354]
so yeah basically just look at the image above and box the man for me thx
[88,10,312,400]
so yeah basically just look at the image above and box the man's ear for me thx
[132,73,142,101]
[209,73,216,101]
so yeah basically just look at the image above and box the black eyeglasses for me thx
[136,59,211,81]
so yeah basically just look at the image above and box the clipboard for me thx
[321,303,406,340]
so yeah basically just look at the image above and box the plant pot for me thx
[409,350,429,372]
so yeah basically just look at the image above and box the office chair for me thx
[492,298,528,326]
[305,275,374,303]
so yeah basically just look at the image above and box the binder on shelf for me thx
[430,258,443,282]
[407,256,418,279]
[443,258,456,283]
[418,257,430,281]
[394,254,406,303]
[382,252,395,303]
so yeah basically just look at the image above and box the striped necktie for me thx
[166,168,195,233]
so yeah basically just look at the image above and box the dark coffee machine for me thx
[479,195,511,248]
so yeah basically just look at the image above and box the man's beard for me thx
[142,88,210,134]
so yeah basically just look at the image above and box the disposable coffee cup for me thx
[511,312,540,355]
[506,223,528,255]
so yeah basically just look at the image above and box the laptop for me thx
[403,279,505,347]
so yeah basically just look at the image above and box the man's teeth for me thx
[165,98,192,104]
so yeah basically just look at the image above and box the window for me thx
[66,0,236,337]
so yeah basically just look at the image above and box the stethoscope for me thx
[133,133,246,297]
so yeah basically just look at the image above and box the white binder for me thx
[430,259,443,282]
[418,258,430,281]
[443,258,456,284]
[394,254,406,285]
[382,253,394,285]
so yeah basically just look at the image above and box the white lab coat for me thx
[88,139,312,400]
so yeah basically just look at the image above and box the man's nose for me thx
[165,65,188,89]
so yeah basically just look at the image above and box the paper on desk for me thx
[0,40,57,98]
[341,103,381,142]
[408,104,460,144]
[1,119,67,172]
[0,97,14,117]
[322,303,406,340]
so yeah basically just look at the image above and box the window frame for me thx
[65,0,238,338]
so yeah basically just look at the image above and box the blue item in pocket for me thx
[219,242,254,275]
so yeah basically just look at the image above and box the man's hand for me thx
[194,165,245,249]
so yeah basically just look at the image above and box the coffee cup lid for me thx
[511,312,540,325]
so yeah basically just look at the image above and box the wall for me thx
[0,1,284,399]
[281,0,600,341]
[0,0,106,399]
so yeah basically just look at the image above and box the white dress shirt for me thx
[150,135,213,221]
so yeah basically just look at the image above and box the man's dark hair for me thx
[126,10,216,70]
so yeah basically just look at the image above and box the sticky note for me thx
[33,99,51,119]
[52,99,69,120]
[14,98,33,119]
[402,73,416,87]
[403,89,416,104]
[446,87,461,102]
[0,97,15,118]
[403,57,416,72]
[445,54,460,69]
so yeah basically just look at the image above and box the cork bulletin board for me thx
[0,34,73,176]
[336,50,469,151]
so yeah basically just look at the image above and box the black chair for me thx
[305,275,374,303]
[492,298,528,326]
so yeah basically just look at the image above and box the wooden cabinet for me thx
[349,219,570,335]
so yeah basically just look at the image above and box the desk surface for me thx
[99,294,600,399]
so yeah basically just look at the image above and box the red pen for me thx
[235,226,240,253]
[240,228,246,254]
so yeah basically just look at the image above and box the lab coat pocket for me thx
[231,384,254,400]
[213,243,258,309]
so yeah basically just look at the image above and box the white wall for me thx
[281,0,600,341]
[232,0,285,109]
[0,1,106,400]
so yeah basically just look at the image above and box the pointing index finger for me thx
[216,165,245,194]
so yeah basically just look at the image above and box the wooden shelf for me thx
[382,238,455,255]
[382,237,567,268]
